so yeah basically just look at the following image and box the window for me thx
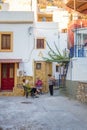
[36,63,41,69]
[0,32,13,52]
[42,17,46,21]
[83,34,87,46]
[77,34,81,45]
[9,64,14,78]
[2,64,7,78]
[36,38,45,49]
[56,66,59,72]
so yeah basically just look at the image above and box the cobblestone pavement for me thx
[0,90,87,130]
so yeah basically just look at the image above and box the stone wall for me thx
[66,80,87,103]
[0,76,33,96]
[76,82,87,103]
[0,61,52,96]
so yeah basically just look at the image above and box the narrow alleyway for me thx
[0,89,87,130]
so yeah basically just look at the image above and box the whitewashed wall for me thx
[5,0,32,11]
[67,27,87,81]
[28,22,59,76]
[0,11,34,22]
[0,23,34,76]
[0,24,33,59]
[52,33,68,76]
[0,14,68,77]
[67,58,87,81]
[32,22,59,60]
[0,2,9,11]
[0,11,34,76]
[30,22,67,76]
[21,22,60,76]
[0,21,60,76]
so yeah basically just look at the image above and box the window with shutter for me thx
[36,38,45,49]
[0,32,13,52]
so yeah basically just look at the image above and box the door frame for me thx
[33,61,52,92]
[0,63,17,91]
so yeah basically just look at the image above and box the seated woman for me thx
[22,79,31,98]
[22,79,39,98]
[30,86,39,98]
[35,77,43,94]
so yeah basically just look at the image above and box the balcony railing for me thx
[70,45,87,58]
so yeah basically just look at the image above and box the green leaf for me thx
[43,40,70,65]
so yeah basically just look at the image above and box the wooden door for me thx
[1,63,14,90]
[34,61,52,92]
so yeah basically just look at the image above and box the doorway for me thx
[34,61,52,92]
[1,63,14,91]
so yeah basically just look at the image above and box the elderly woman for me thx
[23,79,39,98]
[48,74,55,96]
[35,77,43,94]
[22,79,30,98]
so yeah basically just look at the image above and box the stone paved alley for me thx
[0,89,87,130]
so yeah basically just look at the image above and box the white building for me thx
[0,0,9,11]
[0,11,34,95]
[0,1,68,96]
[66,27,87,98]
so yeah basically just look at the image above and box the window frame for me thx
[36,63,41,70]
[0,32,13,52]
[56,65,59,72]
[36,38,45,49]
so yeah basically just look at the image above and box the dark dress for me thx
[48,78,54,96]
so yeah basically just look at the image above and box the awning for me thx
[0,59,22,63]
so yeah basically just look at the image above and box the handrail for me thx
[70,45,87,58]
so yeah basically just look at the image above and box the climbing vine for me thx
[43,41,70,66]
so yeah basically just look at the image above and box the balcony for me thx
[70,45,87,58]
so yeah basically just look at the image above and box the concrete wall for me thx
[66,80,79,99]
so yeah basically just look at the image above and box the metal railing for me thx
[70,45,87,58]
